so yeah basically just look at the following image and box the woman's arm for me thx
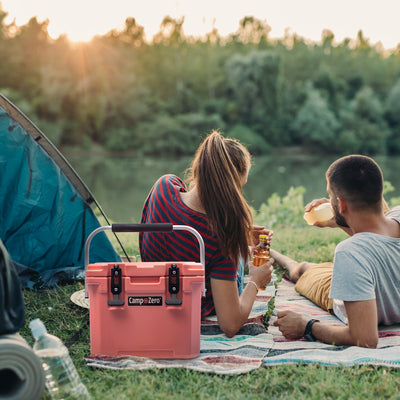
[211,258,273,337]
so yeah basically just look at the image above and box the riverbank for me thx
[60,144,400,224]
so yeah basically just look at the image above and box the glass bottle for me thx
[252,234,271,290]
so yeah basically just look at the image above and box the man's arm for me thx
[274,299,378,348]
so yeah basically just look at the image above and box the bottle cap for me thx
[29,318,47,340]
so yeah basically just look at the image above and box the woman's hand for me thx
[248,258,274,290]
[251,225,273,247]
[211,257,274,338]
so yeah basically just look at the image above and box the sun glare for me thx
[1,0,400,48]
[1,0,129,43]
[47,25,105,43]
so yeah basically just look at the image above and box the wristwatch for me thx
[303,319,320,341]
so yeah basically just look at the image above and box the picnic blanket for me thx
[264,276,400,367]
[85,276,277,374]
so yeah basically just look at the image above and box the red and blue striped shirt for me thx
[139,174,237,317]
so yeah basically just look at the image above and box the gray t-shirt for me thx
[329,206,400,325]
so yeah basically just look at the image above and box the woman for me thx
[139,131,273,337]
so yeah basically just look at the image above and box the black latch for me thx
[108,264,125,306]
[165,264,182,305]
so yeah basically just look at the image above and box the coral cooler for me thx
[85,223,205,359]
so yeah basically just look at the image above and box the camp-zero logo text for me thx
[128,296,163,306]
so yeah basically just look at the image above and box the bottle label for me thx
[128,296,163,306]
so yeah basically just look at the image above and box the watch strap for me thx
[303,319,320,341]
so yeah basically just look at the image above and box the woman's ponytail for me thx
[186,130,253,265]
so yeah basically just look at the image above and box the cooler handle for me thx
[84,224,206,298]
[111,223,173,233]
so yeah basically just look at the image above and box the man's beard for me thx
[333,203,349,228]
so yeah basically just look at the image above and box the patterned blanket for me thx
[85,277,277,374]
[264,277,400,368]
[85,274,400,373]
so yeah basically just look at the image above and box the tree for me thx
[0,5,15,87]
[291,83,340,150]
[321,29,335,51]
[153,16,185,45]
[105,17,145,47]
[225,50,282,142]
[338,86,390,154]
[233,16,271,45]
[9,17,51,95]
[314,66,344,114]
[385,78,400,153]
[0,5,10,38]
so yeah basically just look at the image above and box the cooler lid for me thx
[86,262,204,277]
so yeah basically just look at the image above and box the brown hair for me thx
[186,130,253,265]
[326,155,383,212]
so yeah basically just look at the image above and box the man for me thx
[272,155,400,348]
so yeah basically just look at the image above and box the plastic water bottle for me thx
[29,319,91,399]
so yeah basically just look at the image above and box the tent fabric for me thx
[0,94,121,287]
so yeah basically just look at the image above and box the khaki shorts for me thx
[294,262,334,311]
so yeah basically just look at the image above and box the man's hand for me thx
[274,300,379,348]
[273,310,308,340]
[304,198,330,213]
[305,198,337,228]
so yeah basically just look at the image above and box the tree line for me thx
[1,7,400,156]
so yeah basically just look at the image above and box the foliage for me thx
[386,78,400,126]
[132,112,224,155]
[385,181,400,208]
[225,50,282,142]
[1,4,400,156]
[290,83,340,150]
[229,124,271,154]
[385,78,400,153]
[338,87,390,154]
[252,186,306,229]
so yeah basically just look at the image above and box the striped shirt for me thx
[139,174,237,317]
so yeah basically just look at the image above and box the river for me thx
[63,148,400,223]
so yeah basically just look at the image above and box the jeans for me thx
[237,256,246,295]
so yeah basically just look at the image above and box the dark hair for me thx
[186,130,253,265]
[326,155,383,211]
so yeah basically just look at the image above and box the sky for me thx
[1,0,399,49]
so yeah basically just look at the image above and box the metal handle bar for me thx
[84,224,206,297]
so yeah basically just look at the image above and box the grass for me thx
[20,282,400,400]
[19,188,400,399]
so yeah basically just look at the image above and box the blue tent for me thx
[0,94,122,288]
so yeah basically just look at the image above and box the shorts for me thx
[294,262,334,311]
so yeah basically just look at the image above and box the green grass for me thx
[19,188,400,399]
[20,281,400,400]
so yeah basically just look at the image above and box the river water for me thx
[63,149,400,223]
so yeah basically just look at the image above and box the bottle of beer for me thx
[252,234,270,290]
[253,234,270,267]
